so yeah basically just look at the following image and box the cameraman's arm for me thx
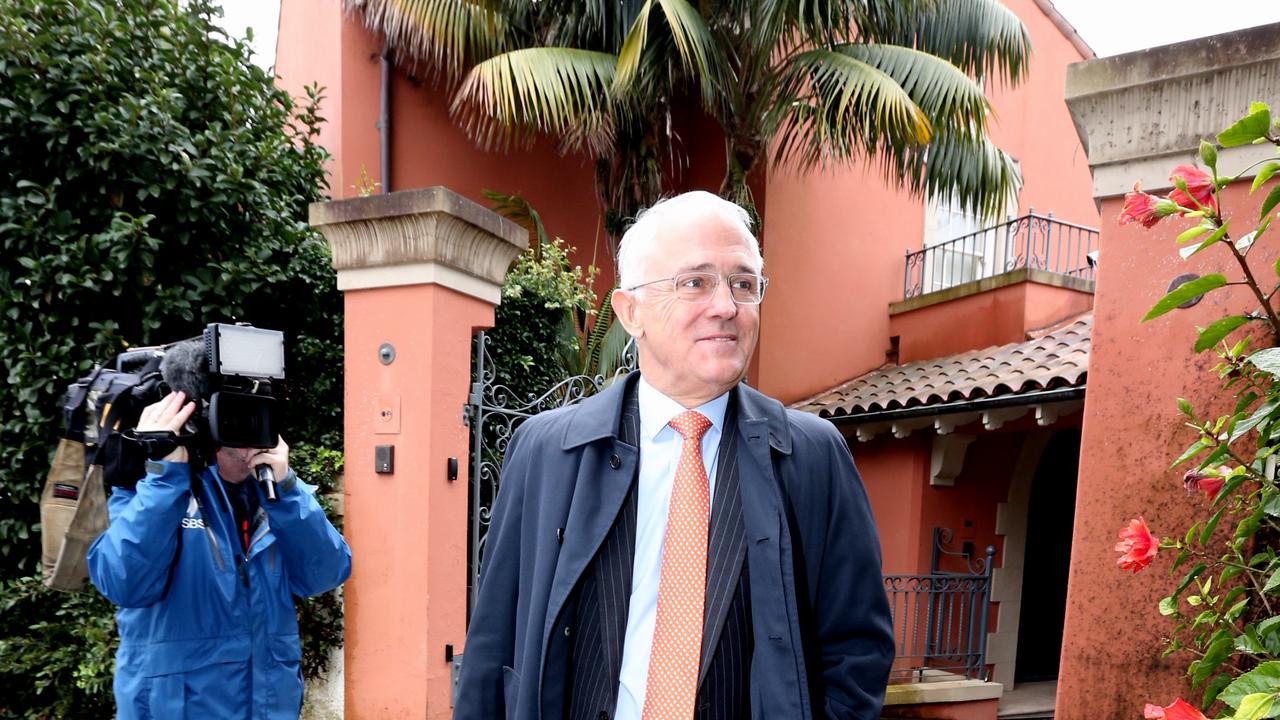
[86,461,191,607]
[87,392,197,607]
[259,441,350,596]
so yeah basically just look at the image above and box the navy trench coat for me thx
[455,375,893,719]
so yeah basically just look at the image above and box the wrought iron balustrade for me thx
[883,528,996,683]
[903,212,1099,298]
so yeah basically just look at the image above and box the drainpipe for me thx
[378,39,391,194]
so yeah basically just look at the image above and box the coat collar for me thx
[561,372,793,454]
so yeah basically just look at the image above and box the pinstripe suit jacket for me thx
[455,373,894,720]
[566,387,751,720]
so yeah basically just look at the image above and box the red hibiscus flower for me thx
[1144,698,1208,720]
[1119,190,1164,228]
[1168,165,1217,213]
[1116,516,1158,572]
[1119,183,1181,228]
[1183,467,1226,498]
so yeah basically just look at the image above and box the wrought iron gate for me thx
[883,527,996,682]
[464,330,637,617]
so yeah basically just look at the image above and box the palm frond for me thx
[837,43,992,141]
[483,189,550,261]
[883,130,1023,220]
[861,0,1030,85]
[615,0,724,104]
[451,47,620,154]
[771,47,930,171]
[343,0,512,78]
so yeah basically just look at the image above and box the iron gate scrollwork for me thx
[464,330,638,617]
[883,527,996,682]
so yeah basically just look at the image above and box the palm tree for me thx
[345,0,1029,241]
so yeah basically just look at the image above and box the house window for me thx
[920,183,1019,294]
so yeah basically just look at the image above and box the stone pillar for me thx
[1059,25,1280,720]
[310,187,526,719]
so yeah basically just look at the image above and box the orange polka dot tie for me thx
[642,410,713,720]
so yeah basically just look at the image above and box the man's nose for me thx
[706,278,738,317]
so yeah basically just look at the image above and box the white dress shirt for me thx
[614,377,729,720]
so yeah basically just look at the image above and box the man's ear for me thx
[611,288,643,339]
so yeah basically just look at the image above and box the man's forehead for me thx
[652,219,757,266]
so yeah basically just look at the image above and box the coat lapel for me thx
[698,397,746,686]
[542,377,640,671]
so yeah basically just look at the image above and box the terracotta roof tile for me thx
[792,314,1090,419]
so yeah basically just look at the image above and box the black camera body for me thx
[62,323,286,490]
[194,323,286,450]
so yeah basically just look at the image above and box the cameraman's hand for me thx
[251,436,289,483]
[135,391,196,463]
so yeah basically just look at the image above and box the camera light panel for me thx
[207,324,285,379]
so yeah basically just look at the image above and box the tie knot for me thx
[669,410,712,441]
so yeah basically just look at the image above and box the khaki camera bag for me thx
[40,358,160,592]
[40,439,109,592]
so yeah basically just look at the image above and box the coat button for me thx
[598,713,610,720]
[564,625,572,637]
[609,454,621,469]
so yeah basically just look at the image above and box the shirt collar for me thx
[636,375,729,442]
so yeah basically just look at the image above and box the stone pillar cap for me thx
[1066,23,1280,199]
[310,186,528,303]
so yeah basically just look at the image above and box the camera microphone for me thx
[159,340,209,403]
[256,465,278,503]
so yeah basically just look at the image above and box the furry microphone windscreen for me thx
[160,339,209,401]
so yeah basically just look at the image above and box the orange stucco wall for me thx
[340,282,492,719]
[889,282,1094,365]
[1059,182,1274,717]
[756,0,1098,405]
[850,433,930,575]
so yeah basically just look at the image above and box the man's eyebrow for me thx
[676,261,758,274]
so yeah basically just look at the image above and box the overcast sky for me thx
[212,0,1280,69]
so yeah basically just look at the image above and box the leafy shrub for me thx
[0,0,343,715]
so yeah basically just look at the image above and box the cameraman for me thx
[86,390,352,719]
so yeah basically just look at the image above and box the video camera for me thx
[63,323,287,499]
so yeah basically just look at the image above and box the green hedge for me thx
[0,0,343,715]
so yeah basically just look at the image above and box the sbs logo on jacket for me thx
[180,495,205,529]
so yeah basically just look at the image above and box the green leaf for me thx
[1178,397,1195,417]
[1200,139,1218,169]
[1265,566,1280,593]
[1159,596,1178,616]
[1181,222,1230,259]
[1253,162,1280,193]
[1261,185,1280,223]
[1196,316,1250,352]
[1206,673,1235,708]
[1176,563,1209,597]
[1173,438,1210,467]
[1178,224,1212,244]
[1144,274,1228,321]
[1233,692,1277,720]
[1250,349,1280,377]
[1232,398,1280,442]
[1200,507,1226,545]
[1219,106,1273,147]
[1265,492,1280,517]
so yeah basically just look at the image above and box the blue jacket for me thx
[455,376,894,719]
[87,460,352,720]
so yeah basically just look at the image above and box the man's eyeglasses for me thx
[625,272,769,304]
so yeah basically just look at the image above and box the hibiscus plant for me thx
[1115,101,1280,720]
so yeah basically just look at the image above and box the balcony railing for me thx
[904,211,1099,299]
[883,528,996,683]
